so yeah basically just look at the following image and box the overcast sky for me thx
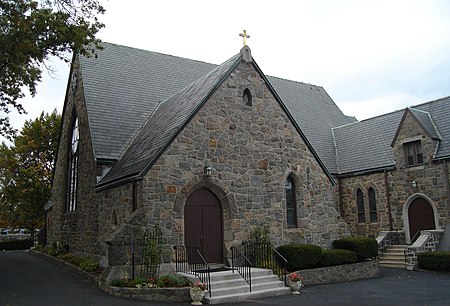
[4,0,450,142]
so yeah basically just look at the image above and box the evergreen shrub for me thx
[332,237,377,261]
[319,249,358,267]
[276,244,322,271]
[418,252,450,271]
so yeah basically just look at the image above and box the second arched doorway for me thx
[408,197,436,242]
[184,188,223,263]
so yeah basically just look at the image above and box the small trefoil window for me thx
[243,88,252,106]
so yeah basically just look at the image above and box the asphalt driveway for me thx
[1,250,450,306]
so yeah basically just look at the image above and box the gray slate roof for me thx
[78,43,354,183]
[333,96,450,174]
[100,53,241,185]
[79,44,216,160]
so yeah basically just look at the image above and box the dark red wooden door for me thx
[408,197,435,242]
[184,188,223,263]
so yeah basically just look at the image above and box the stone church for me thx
[46,42,450,276]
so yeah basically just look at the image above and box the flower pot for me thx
[190,288,206,305]
[289,280,302,295]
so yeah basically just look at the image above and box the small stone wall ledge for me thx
[297,260,379,286]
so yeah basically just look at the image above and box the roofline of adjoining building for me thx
[334,165,396,178]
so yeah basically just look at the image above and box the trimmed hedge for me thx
[319,249,358,267]
[0,238,33,250]
[332,237,377,261]
[276,244,322,271]
[418,252,450,272]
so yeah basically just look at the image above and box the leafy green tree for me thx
[0,110,61,231]
[0,0,104,139]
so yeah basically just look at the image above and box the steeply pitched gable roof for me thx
[79,43,354,174]
[333,96,450,174]
[98,53,241,186]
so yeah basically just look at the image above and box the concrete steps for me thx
[379,245,408,268]
[203,268,290,304]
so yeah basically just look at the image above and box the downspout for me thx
[384,170,393,231]
[338,177,344,218]
[444,161,450,214]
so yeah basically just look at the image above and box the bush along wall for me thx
[276,244,322,271]
[332,237,378,261]
[319,249,358,267]
[418,252,450,272]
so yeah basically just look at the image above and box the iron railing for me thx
[242,241,288,286]
[230,246,252,292]
[174,245,211,297]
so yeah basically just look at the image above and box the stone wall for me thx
[48,57,103,258]
[297,260,379,285]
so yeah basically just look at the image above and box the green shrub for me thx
[276,244,322,271]
[418,252,450,271]
[0,238,33,250]
[79,257,99,272]
[111,278,136,287]
[332,237,377,261]
[155,274,190,287]
[319,249,358,267]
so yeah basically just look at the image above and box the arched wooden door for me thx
[184,188,223,264]
[408,197,435,242]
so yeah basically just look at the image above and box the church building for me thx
[46,41,450,278]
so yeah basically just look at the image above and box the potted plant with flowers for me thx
[288,272,303,294]
[190,281,207,305]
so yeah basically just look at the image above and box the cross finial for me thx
[239,30,250,46]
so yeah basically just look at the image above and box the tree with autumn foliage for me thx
[0,0,104,139]
[0,110,61,231]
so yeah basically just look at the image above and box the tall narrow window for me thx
[368,187,378,222]
[405,141,423,167]
[67,117,79,212]
[243,88,252,106]
[357,189,365,223]
[285,175,297,228]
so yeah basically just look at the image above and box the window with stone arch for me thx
[67,115,79,212]
[368,187,378,222]
[285,175,297,228]
[243,88,252,106]
[356,188,365,223]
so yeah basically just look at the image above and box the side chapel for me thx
[46,41,450,278]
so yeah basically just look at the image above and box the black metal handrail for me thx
[242,241,288,287]
[230,246,252,292]
[173,245,211,297]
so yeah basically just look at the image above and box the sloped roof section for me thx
[408,108,441,140]
[414,96,450,159]
[79,43,216,160]
[98,53,241,186]
[333,96,450,174]
[267,77,356,172]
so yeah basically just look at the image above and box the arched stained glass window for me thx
[368,187,377,222]
[357,188,365,223]
[67,116,79,212]
[285,175,297,228]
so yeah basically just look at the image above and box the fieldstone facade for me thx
[338,110,450,242]
[48,54,350,272]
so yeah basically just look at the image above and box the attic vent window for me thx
[243,88,252,106]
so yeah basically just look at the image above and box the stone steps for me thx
[203,268,290,304]
[379,245,408,269]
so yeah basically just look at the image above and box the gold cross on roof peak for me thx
[239,30,250,46]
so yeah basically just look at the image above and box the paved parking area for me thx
[1,250,450,306]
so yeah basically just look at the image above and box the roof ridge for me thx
[267,75,323,88]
